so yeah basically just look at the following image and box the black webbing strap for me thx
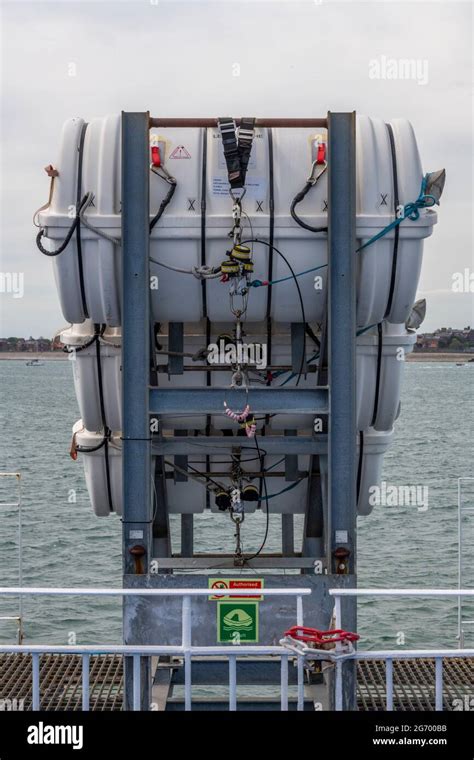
[370,322,383,427]
[200,127,208,318]
[76,122,89,317]
[384,123,399,318]
[238,117,256,180]
[218,117,255,189]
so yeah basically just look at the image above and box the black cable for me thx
[384,123,399,318]
[244,434,270,562]
[95,323,114,514]
[62,334,98,354]
[305,323,320,349]
[149,180,177,231]
[200,127,208,318]
[76,438,107,454]
[370,322,383,427]
[36,193,90,257]
[241,238,307,385]
[290,178,328,234]
[76,122,89,317]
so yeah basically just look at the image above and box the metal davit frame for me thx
[121,112,356,711]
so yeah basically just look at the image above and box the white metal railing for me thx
[0,586,311,711]
[330,588,474,711]
[1,586,473,712]
[458,477,474,646]
[0,473,23,644]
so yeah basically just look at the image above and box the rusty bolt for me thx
[129,544,146,574]
[333,546,350,575]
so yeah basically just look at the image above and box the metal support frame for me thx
[327,111,357,709]
[121,112,357,711]
[122,111,152,710]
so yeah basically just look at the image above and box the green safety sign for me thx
[217,601,259,644]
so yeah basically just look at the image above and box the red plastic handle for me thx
[151,145,161,167]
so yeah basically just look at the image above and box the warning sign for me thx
[208,578,264,601]
[169,145,191,159]
[217,601,259,643]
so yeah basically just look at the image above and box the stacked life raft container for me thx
[35,114,444,520]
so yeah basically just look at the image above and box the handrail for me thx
[149,117,328,129]
[0,586,311,597]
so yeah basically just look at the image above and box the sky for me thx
[0,0,472,337]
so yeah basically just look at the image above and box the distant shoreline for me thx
[0,351,473,363]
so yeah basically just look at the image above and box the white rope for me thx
[80,195,220,280]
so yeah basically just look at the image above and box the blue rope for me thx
[249,175,437,288]
[356,174,437,252]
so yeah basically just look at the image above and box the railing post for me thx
[435,658,443,711]
[82,653,90,711]
[32,653,40,711]
[133,655,141,711]
[229,655,237,711]
[385,658,393,711]
[296,595,305,711]
[182,595,192,711]
[280,654,289,711]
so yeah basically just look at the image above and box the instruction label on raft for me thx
[211,176,267,198]
[208,578,264,601]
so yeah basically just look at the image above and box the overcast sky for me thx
[1,0,472,337]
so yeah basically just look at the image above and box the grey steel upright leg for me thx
[328,111,357,710]
[122,111,152,710]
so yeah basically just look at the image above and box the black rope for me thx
[149,180,177,231]
[35,194,89,257]
[384,123,399,318]
[200,127,208,318]
[290,181,328,234]
[95,324,114,514]
[244,433,270,562]
[241,238,307,386]
[76,122,89,317]
[370,322,383,427]
[62,334,97,354]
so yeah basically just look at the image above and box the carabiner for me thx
[306,159,327,186]
[150,163,177,186]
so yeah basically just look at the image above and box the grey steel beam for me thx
[281,515,295,556]
[121,111,152,711]
[151,556,326,570]
[152,435,327,456]
[327,111,357,710]
[150,387,328,415]
[168,323,184,375]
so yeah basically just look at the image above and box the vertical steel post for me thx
[328,111,357,710]
[122,111,152,710]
